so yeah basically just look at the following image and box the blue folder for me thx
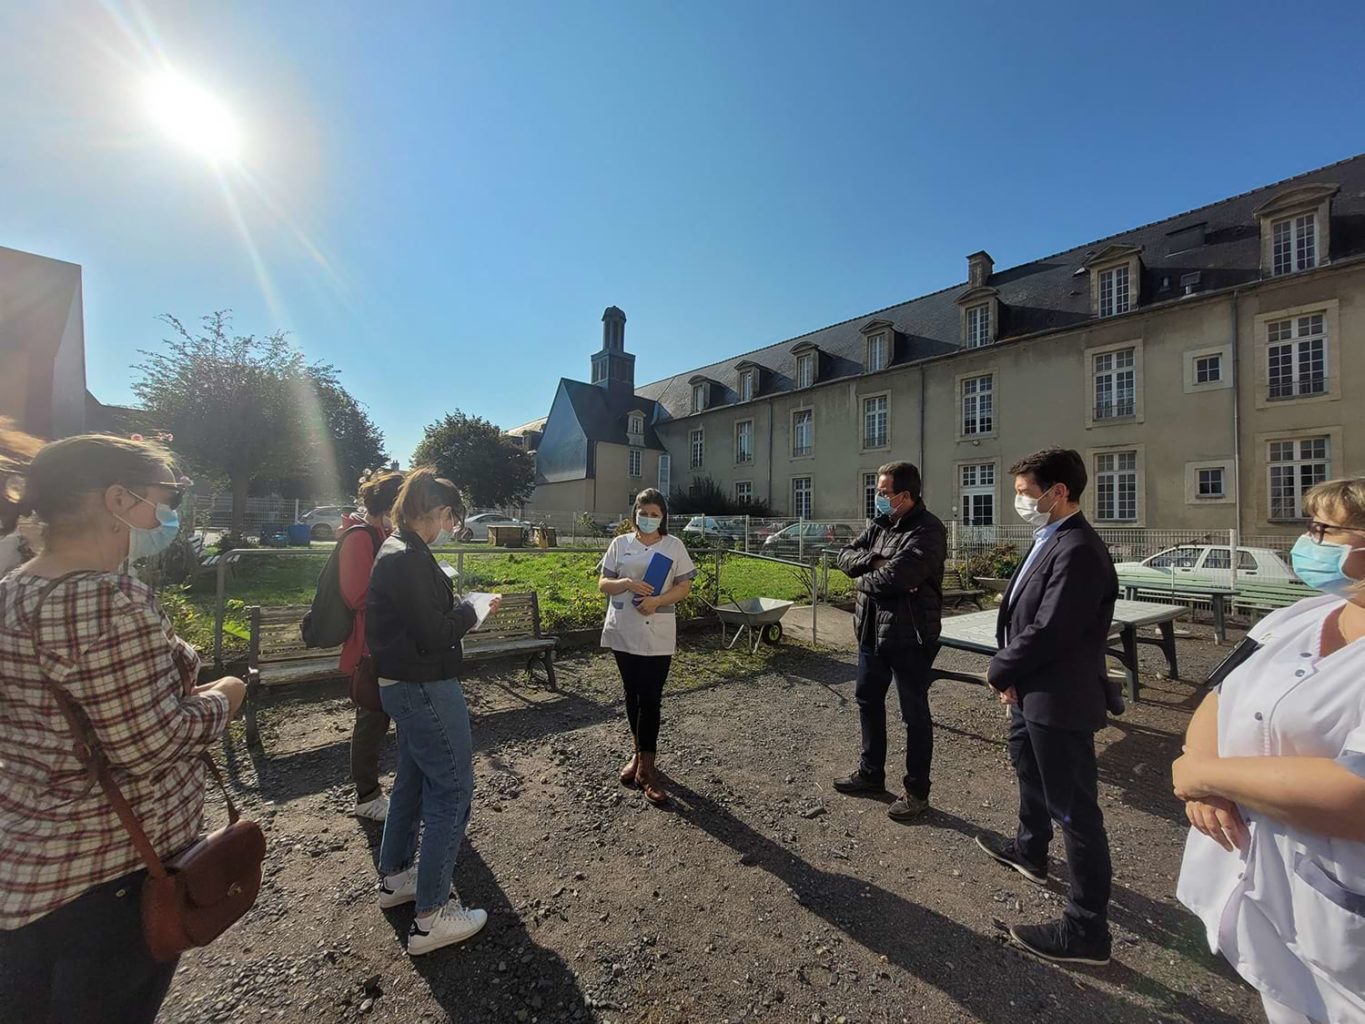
[633,551,674,607]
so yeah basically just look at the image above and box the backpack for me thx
[300,524,382,648]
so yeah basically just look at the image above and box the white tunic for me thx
[599,533,697,657]
[1176,595,1365,1023]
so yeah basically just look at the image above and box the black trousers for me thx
[613,650,671,753]
[1007,707,1112,938]
[0,869,179,1024]
[855,642,933,799]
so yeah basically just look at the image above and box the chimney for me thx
[967,251,994,288]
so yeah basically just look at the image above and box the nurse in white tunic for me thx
[597,489,697,806]
[1173,478,1365,1024]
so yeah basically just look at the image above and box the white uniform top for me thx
[599,532,697,657]
[1176,595,1365,1023]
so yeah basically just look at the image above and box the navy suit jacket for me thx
[989,513,1117,733]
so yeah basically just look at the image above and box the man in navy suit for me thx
[977,448,1117,966]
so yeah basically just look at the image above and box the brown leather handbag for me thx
[350,653,382,713]
[31,575,266,962]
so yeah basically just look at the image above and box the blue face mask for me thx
[636,514,662,535]
[874,494,895,517]
[117,495,181,562]
[1290,534,1364,597]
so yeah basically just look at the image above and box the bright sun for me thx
[145,71,241,163]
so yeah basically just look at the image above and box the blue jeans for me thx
[378,679,474,915]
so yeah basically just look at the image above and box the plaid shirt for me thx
[0,570,230,928]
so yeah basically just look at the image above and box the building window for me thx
[1098,265,1131,317]
[689,428,704,469]
[628,448,642,478]
[1196,467,1225,499]
[1094,347,1136,419]
[867,334,888,372]
[739,371,754,402]
[1194,353,1223,385]
[1267,314,1326,399]
[1272,213,1317,276]
[796,353,815,389]
[628,412,643,436]
[966,304,991,348]
[960,463,995,526]
[862,396,888,449]
[734,481,753,505]
[863,472,878,520]
[657,453,671,494]
[960,374,994,436]
[1268,437,1329,520]
[691,383,707,414]
[735,419,753,464]
[792,477,813,519]
[792,409,813,457]
[1094,451,1138,522]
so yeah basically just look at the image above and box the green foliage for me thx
[668,476,773,517]
[411,410,534,508]
[964,543,1023,581]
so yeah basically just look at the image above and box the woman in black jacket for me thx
[366,469,499,957]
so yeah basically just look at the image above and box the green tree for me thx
[411,410,534,508]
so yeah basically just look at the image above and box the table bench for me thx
[1233,580,1315,616]
[932,599,1188,703]
[1117,574,1234,644]
[243,591,557,749]
[942,567,987,611]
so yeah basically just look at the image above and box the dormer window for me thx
[739,370,755,402]
[1084,244,1142,319]
[858,320,893,373]
[966,304,991,348]
[627,411,645,442]
[797,354,814,388]
[1099,265,1130,317]
[1254,183,1336,278]
[868,334,887,372]
[688,376,712,414]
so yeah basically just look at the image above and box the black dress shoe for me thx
[831,770,887,795]
[974,834,1048,885]
[1009,919,1111,966]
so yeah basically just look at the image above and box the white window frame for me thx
[1094,450,1139,523]
[1267,436,1329,520]
[1093,347,1136,420]
[691,383,707,414]
[791,476,813,520]
[1267,313,1327,400]
[862,394,889,450]
[1272,212,1317,276]
[966,303,991,348]
[796,353,815,389]
[1194,353,1222,386]
[1098,264,1131,317]
[792,408,814,458]
[867,333,888,372]
[689,428,704,469]
[960,373,994,437]
[738,370,754,403]
[1196,467,1225,499]
[628,447,642,479]
[959,462,995,526]
[735,419,754,465]
[863,472,878,521]
[657,453,671,494]
[734,481,753,505]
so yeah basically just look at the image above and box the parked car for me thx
[298,505,358,540]
[460,512,529,543]
[1113,544,1297,586]
[761,521,857,558]
[681,515,747,548]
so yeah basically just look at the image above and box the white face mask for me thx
[114,494,181,561]
[1014,487,1057,528]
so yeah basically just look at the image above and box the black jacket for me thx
[989,514,1118,732]
[836,503,946,653]
[366,529,478,683]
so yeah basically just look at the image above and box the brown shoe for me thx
[635,753,668,806]
[619,752,640,787]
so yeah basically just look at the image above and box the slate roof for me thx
[561,379,665,449]
[635,152,1365,422]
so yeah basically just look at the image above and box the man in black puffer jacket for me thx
[833,461,946,821]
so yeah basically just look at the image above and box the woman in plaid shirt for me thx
[0,435,246,1024]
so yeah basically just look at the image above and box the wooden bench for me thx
[943,567,986,610]
[1233,580,1316,617]
[242,591,557,749]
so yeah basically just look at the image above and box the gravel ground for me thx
[159,622,1262,1024]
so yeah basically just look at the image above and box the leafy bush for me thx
[668,475,773,517]
[964,543,1023,581]
[215,531,254,554]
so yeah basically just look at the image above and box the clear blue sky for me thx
[3,1,1363,462]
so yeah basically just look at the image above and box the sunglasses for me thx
[138,477,193,511]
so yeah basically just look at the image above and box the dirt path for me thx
[160,630,1261,1024]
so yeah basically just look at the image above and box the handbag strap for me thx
[27,573,241,880]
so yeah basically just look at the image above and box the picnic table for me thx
[932,599,1188,702]
[1116,573,1233,644]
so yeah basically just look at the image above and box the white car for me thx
[298,505,358,540]
[459,512,528,543]
[1114,545,1297,586]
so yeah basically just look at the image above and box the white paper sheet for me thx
[465,591,500,630]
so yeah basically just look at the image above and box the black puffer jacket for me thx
[836,503,947,653]
[366,529,478,683]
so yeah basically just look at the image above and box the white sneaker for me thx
[407,900,488,955]
[377,868,459,910]
[353,794,389,821]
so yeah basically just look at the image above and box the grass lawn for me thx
[165,546,852,659]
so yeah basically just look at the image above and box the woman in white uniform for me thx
[1173,477,1365,1024]
[598,489,697,806]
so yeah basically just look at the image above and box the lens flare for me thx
[145,70,241,163]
